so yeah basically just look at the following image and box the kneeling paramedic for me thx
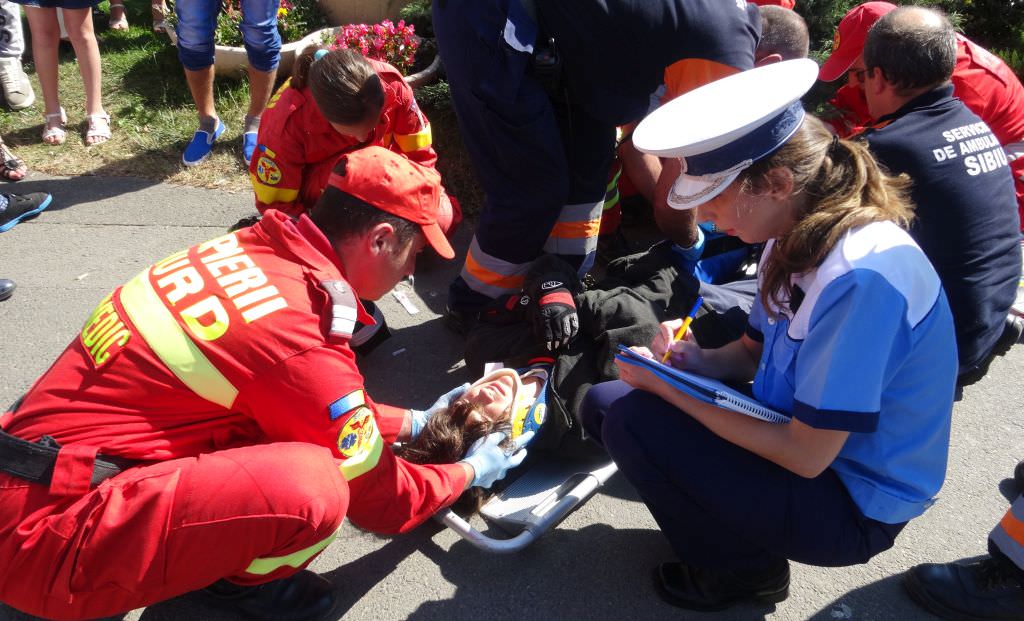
[0,147,528,621]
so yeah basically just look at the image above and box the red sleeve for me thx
[250,88,308,217]
[238,346,468,533]
[387,78,438,168]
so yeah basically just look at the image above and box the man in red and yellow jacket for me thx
[0,147,526,621]
[819,1,1024,230]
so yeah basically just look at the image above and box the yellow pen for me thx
[661,295,704,363]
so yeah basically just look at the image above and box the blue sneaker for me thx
[242,131,258,166]
[0,192,52,232]
[182,120,226,167]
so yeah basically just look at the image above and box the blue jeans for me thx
[175,0,280,72]
[581,380,906,572]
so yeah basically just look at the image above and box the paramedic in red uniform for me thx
[249,46,440,218]
[0,147,527,621]
[818,1,1024,229]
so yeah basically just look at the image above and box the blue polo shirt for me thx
[862,85,1021,374]
[747,222,957,524]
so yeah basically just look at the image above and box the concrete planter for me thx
[164,25,439,87]
[165,26,331,77]
[317,0,412,27]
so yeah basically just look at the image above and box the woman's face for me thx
[461,374,516,423]
[330,116,378,142]
[696,174,794,244]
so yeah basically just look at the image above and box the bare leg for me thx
[185,66,217,120]
[22,7,60,117]
[61,8,102,116]
[245,65,277,118]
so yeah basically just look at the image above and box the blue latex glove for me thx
[462,431,534,489]
[409,382,471,440]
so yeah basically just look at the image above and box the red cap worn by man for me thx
[819,1,1024,228]
[0,146,526,621]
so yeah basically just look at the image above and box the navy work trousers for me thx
[581,380,906,572]
[433,0,615,312]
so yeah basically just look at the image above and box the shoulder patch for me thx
[329,389,366,421]
[336,406,376,458]
[256,155,282,185]
[321,280,359,340]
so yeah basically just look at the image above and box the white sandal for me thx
[85,112,112,146]
[151,2,168,32]
[42,107,66,145]
[109,2,129,30]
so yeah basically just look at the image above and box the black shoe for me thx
[203,570,337,621]
[351,299,390,356]
[904,557,1024,621]
[0,192,52,232]
[1015,460,1024,493]
[654,560,790,611]
[443,304,479,335]
[0,278,14,301]
[229,213,262,232]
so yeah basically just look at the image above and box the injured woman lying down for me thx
[396,360,552,506]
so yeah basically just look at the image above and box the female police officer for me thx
[580,60,958,611]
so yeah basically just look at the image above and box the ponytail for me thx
[292,45,384,125]
[744,116,915,315]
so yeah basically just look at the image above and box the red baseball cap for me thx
[327,146,455,259]
[818,1,896,82]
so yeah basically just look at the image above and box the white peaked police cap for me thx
[633,58,819,210]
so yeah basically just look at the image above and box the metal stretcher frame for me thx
[434,459,619,553]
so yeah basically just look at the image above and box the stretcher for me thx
[435,454,618,553]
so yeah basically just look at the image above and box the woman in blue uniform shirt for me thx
[580,60,958,612]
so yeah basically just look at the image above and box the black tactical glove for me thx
[525,256,581,351]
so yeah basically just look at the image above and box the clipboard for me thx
[614,345,790,424]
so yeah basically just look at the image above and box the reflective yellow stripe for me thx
[244,530,338,576]
[250,173,300,206]
[394,124,432,153]
[120,269,239,408]
[338,426,384,480]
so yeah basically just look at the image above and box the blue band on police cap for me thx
[683,101,806,176]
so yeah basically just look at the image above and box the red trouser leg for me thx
[0,442,348,621]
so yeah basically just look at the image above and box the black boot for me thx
[904,556,1024,620]
[203,570,337,621]
[654,559,790,611]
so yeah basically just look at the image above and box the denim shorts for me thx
[175,0,280,72]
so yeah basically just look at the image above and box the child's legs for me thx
[0,442,348,621]
[174,0,218,117]
[22,7,60,114]
[584,381,905,571]
[58,7,102,115]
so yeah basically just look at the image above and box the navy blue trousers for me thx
[434,0,615,312]
[581,380,906,572]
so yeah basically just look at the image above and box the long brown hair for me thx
[744,115,914,315]
[291,45,384,125]
[395,399,514,512]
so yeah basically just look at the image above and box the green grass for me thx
[0,4,482,213]
[0,3,273,191]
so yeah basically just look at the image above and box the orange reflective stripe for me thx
[1000,510,1024,545]
[548,218,602,240]
[663,59,740,102]
[464,251,525,290]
